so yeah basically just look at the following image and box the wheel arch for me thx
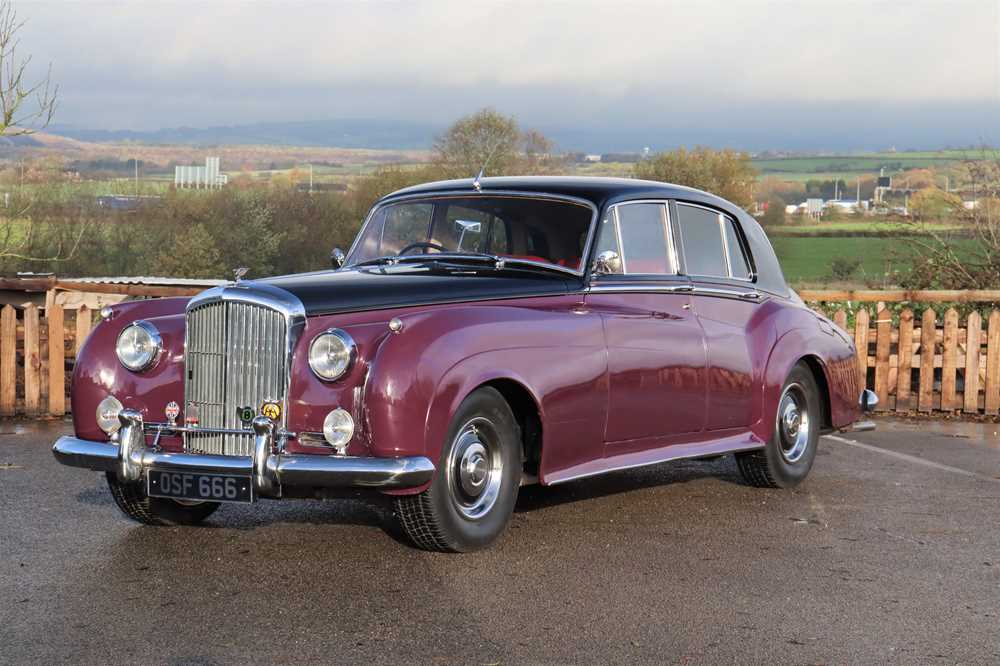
[797,354,833,431]
[480,378,543,479]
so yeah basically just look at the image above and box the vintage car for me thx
[53,176,874,551]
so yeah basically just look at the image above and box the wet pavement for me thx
[2,418,999,665]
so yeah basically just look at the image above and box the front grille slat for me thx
[184,300,287,456]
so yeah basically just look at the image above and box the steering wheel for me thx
[398,241,448,256]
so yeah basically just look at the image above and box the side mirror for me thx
[330,248,345,269]
[591,250,622,275]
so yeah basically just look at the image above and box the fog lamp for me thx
[96,395,123,434]
[323,408,354,453]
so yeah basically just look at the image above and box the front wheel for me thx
[106,473,221,526]
[394,387,522,552]
[736,363,821,489]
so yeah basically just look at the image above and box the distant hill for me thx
[50,119,441,150]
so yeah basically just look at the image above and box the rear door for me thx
[673,201,761,431]
[586,201,707,447]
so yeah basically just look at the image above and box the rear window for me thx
[676,203,752,280]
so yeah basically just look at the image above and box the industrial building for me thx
[174,157,227,189]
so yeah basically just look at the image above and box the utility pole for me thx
[134,159,139,197]
[309,164,314,194]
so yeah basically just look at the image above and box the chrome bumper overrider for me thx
[52,409,435,497]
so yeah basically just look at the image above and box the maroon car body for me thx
[54,177,867,551]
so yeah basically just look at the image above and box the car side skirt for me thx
[542,430,764,485]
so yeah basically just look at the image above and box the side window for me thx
[676,204,727,277]
[723,218,752,279]
[594,202,674,275]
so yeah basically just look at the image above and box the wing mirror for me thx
[591,250,622,275]
[330,247,345,269]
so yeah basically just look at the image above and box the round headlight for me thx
[115,320,162,372]
[323,408,354,451]
[308,329,356,381]
[96,395,123,434]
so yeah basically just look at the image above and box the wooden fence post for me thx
[963,311,982,413]
[940,308,959,411]
[986,310,1000,415]
[918,308,936,412]
[75,305,92,356]
[854,308,870,390]
[0,305,14,416]
[874,307,891,411]
[23,304,40,416]
[896,308,914,411]
[47,304,65,416]
[833,309,847,332]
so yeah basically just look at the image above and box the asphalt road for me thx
[2,418,999,665]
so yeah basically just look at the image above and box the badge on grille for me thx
[164,401,180,426]
[237,406,255,424]
[260,401,281,420]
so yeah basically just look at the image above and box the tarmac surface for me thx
[2,417,999,665]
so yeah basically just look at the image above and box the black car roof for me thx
[382,176,743,215]
[378,176,789,298]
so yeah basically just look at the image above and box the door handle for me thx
[739,291,761,300]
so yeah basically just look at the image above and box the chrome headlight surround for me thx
[115,320,163,372]
[308,329,356,382]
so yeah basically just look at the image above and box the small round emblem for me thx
[164,401,180,424]
[260,401,282,420]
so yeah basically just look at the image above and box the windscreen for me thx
[347,196,594,271]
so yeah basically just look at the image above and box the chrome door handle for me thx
[671,284,694,292]
[739,291,761,300]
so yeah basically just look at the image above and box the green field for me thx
[751,150,972,182]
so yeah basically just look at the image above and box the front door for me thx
[586,201,707,445]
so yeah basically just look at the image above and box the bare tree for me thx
[0,1,82,267]
[0,0,57,136]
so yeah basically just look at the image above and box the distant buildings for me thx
[174,157,227,189]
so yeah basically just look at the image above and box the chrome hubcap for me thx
[777,383,810,463]
[446,418,503,520]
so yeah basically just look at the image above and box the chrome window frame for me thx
[344,191,599,278]
[674,201,756,283]
[597,199,679,277]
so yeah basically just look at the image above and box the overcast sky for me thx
[15,0,1000,150]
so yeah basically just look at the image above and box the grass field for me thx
[751,150,972,182]
[772,235,979,285]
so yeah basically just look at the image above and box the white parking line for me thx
[823,434,1000,485]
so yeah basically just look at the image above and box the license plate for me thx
[147,470,254,504]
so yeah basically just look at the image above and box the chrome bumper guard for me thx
[52,409,435,497]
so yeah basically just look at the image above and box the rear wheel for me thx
[394,387,521,552]
[106,473,221,526]
[737,363,821,488]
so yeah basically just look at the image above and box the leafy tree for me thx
[633,147,757,209]
[152,224,223,279]
[908,187,963,220]
[760,196,787,227]
[432,108,560,179]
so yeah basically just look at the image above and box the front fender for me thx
[363,298,607,486]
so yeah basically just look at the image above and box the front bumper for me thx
[52,409,435,497]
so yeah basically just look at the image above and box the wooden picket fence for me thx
[0,303,94,418]
[1,292,999,418]
[831,307,1000,414]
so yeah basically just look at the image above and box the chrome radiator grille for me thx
[184,300,287,456]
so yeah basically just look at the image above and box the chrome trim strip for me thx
[548,443,763,485]
[586,283,694,294]
[52,410,435,494]
[344,190,600,278]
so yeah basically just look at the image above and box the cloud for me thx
[15,0,1000,147]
